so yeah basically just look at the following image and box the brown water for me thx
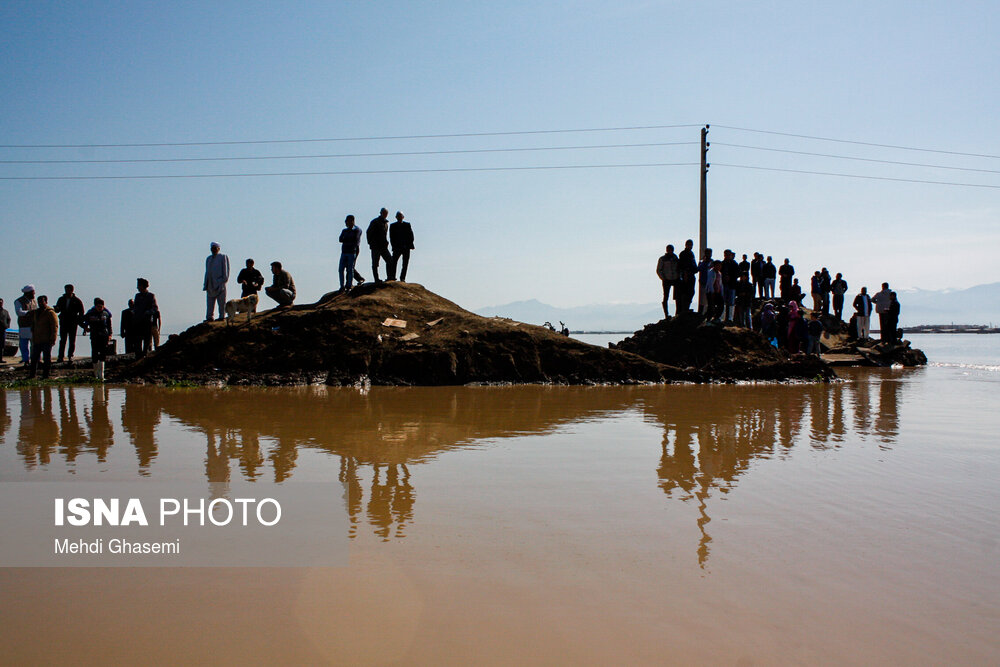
[1,358,999,664]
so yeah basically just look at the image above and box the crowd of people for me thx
[656,240,904,354]
[0,282,151,380]
[2,208,417,379]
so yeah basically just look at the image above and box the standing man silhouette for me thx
[54,284,84,362]
[366,208,394,283]
[389,211,415,282]
[203,242,230,321]
[655,244,679,318]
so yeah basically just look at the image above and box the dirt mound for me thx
[611,312,834,381]
[118,282,684,386]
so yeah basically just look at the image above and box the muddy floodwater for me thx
[1,334,998,665]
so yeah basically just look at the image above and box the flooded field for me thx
[1,335,998,665]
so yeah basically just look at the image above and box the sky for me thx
[1,0,997,331]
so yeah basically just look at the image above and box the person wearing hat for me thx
[203,241,230,321]
[389,211,415,282]
[14,285,37,364]
[133,278,160,356]
[54,283,85,362]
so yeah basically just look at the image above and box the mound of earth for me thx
[118,282,690,386]
[611,312,835,381]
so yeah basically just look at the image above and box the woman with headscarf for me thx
[760,302,777,346]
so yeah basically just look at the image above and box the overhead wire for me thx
[0,123,704,149]
[711,163,1000,189]
[712,142,1000,175]
[0,141,699,165]
[0,121,996,189]
[0,162,701,180]
[711,124,1000,160]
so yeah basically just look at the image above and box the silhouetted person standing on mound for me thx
[28,295,58,379]
[698,248,714,314]
[872,282,893,342]
[14,285,37,364]
[367,208,394,283]
[886,292,901,343]
[778,259,795,300]
[54,284,84,362]
[677,239,697,314]
[655,244,679,318]
[203,242,230,322]
[389,211,415,282]
[132,278,159,357]
[121,300,137,354]
[763,256,777,298]
[82,298,112,381]
[831,272,848,320]
[750,252,764,298]
[853,286,873,339]
[820,267,832,315]
[339,215,363,291]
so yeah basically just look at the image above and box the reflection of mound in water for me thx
[5,381,905,548]
[120,282,677,386]
[155,385,642,540]
[612,312,835,381]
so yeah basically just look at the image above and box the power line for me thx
[713,142,1000,174]
[713,162,1000,189]
[0,141,698,165]
[0,124,703,149]
[0,161,699,180]
[712,125,1000,160]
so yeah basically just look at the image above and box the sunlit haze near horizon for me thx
[2,1,997,330]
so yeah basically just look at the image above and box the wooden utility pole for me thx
[699,125,709,260]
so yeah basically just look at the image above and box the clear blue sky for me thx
[2,0,997,330]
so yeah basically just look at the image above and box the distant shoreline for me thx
[573,328,999,335]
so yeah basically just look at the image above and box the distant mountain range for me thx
[475,282,1000,331]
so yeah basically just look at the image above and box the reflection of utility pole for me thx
[699,125,710,259]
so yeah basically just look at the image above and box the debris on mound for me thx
[822,338,928,367]
[117,282,688,386]
[611,312,835,381]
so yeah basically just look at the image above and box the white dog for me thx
[225,293,258,324]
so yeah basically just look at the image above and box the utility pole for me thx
[699,125,710,260]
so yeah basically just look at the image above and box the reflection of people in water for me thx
[14,387,116,469]
[17,389,59,468]
[58,388,87,464]
[84,386,114,463]
[339,456,416,541]
[205,428,233,483]
[269,437,299,483]
[874,374,902,447]
[646,378,905,567]
[121,387,161,476]
[340,456,364,539]
[849,376,872,434]
[0,390,10,445]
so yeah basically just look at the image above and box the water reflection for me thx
[641,370,905,566]
[155,387,635,541]
[2,375,906,548]
[122,388,160,475]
